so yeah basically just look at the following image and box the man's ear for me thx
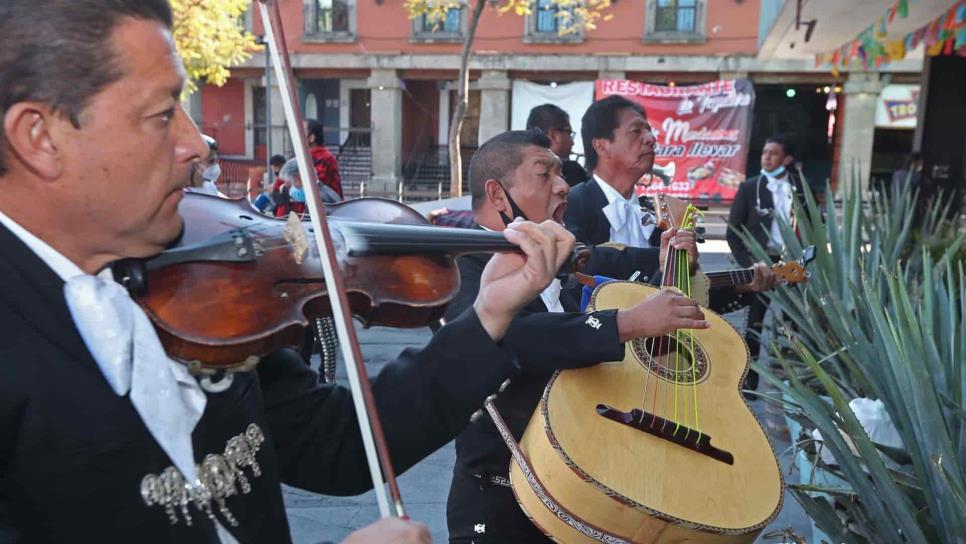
[592,136,608,160]
[484,178,508,213]
[3,102,65,180]
[782,155,794,167]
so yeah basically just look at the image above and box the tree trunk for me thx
[448,0,486,197]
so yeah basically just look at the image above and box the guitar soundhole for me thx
[631,334,709,385]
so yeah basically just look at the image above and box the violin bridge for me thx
[284,212,310,264]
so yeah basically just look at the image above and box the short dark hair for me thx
[270,154,288,167]
[765,134,796,158]
[526,104,570,133]
[469,130,551,210]
[581,95,645,173]
[306,119,326,145]
[0,0,174,175]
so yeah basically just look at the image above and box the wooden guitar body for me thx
[511,281,783,543]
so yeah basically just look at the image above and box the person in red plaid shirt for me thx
[305,119,343,199]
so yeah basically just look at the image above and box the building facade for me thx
[192,0,924,200]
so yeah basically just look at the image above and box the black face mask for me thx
[498,182,529,226]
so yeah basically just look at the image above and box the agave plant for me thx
[731,174,965,543]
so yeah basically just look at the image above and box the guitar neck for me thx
[704,267,755,289]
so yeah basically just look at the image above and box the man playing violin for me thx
[0,2,574,543]
[443,130,712,543]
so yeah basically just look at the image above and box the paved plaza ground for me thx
[284,241,813,543]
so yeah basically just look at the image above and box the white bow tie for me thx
[766,177,790,195]
[64,274,206,482]
[604,198,643,230]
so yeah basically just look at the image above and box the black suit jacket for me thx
[0,222,519,543]
[444,252,624,541]
[443,253,625,476]
[726,174,808,268]
[564,178,663,248]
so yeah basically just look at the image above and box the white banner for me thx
[510,80,595,157]
[875,84,920,129]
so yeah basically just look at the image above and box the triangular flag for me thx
[887,5,897,24]
[956,2,966,25]
[943,4,958,30]
[956,26,966,50]
[886,39,906,61]
[944,34,955,54]
[897,0,909,18]
[875,16,888,39]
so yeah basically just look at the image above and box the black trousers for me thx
[447,467,553,543]
[742,292,771,391]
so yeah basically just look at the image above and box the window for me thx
[412,7,464,42]
[525,0,582,43]
[655,0,696,32]
[304,0,355,41]
[252,86,267,146]
[644,0,706,43]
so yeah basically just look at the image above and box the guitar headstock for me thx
[652,193,698,231]
[770,246,817,284]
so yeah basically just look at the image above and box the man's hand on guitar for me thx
[658,228,699,273]
[735,262,782,293]
[341,517,432,544]
[616,288,710,343]
[474,219,575,341]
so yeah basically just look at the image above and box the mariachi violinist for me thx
[0,2,573,542]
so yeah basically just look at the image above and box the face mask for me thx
[761,165,786,178]
[202,163,221,183]
[289,187,306,202]
[497,182,529,226]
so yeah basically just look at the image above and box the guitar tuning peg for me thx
[696,237,706,244]
[694,226,706,235]
[641,211,656,227]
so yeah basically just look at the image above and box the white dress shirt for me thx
[765,173,793,251]
[594,174,655,248]
[0,209,238,544]
[539,278,564,313]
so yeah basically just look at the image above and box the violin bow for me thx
[257,0,403,519]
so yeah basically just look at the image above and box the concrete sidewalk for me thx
[284,247,812,543]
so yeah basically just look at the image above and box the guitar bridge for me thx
[596,404,734,465]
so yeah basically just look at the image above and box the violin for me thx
[118,192,588,371]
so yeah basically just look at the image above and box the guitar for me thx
[511,201,785,543]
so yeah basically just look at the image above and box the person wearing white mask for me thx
[727,134,806,393]
[187,134,224,197]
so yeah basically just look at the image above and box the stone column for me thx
[477,70,511,144]
[838,72,882,198]
[367,69,403,197]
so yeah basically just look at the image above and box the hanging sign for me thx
[875,84,919,129]
[595,79,755,203]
